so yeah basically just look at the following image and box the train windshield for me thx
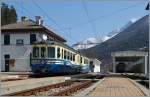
[47,47,55,58]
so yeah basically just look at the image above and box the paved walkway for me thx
[88,77,146,96]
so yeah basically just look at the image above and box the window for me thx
[84,59,89,64]
[62,49,64,59]
[57,47,60,58]
[41,47,46,58]
[70,53,72,61]
[80,57,82,63]
[64,50,66,59]
[30,34,36,44]
[67,52,69,60]
[16,39,23,45]
[4,34,10,45]
[4,54,10,59]
[73,54,75,61]
[48,47,55,58]
[33,47,39,58]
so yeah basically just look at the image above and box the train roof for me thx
[33,41,92,58]
[33,41,78,53]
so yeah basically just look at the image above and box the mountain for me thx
[102,29,119,42]
[81,15,149,65]
[102,19,136,42]
[73,19,137,50]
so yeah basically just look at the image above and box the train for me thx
[30,41,91,75]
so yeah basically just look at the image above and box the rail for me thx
[2,80,92,96]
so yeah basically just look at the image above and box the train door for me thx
[4,54,10,72]
[90,61,94,72]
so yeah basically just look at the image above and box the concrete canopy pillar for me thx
[112,56,116,73]
[144,56,148,75]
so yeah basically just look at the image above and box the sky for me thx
[2,0,149,46]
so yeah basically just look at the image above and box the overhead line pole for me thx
[32,0,79,44]
[82,0,98,39]
[146,0,150,96]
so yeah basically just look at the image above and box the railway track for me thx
[2,80,92,96]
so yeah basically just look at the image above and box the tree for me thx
[10,6,17,23]
[1,2,17,25]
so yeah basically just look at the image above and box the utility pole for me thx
[146,1,150,96]
[0,5,2,72]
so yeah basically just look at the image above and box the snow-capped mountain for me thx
[102,19,137,42]
[102,29,119,42]
[73,18,138,50]
[80,15,148,65]
[72,37,101,50]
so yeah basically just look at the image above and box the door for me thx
[4,55,10,72]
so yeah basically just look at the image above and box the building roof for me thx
[111,51,148,57]
[1,20,66,42]
[33,40,78,53]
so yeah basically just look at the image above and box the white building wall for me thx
[1,32,44,72]
[1,45,32,71]
[90,59,101,73]
[94,59,101,73]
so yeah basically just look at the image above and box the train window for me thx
[48,47,55,58]
[62,49,63,59]
[41,47,46,58]
[67,52,69,60]
[70,53,72,61]
[69,52,71,60]
[64,50,66,59]
[57,47,60,58]
[84,59,89,64]
[68,52,70,60]
[33,47,39,58]
[73,54,75,61]
[80,57,82,63]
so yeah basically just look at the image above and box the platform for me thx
[0,72,32,75]
[88,77,149,96]
[0,76,68,95]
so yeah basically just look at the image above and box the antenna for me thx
[42,34,48,41]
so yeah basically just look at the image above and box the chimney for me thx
[21,16,26,21]
[35,16,43,25]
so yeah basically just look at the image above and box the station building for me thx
[1,16,101,73]
[111,51,148,75]
[1,16,66,72]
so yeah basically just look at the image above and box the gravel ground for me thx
[34,82,82,96]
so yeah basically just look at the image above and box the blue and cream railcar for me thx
[30,41,90,75]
